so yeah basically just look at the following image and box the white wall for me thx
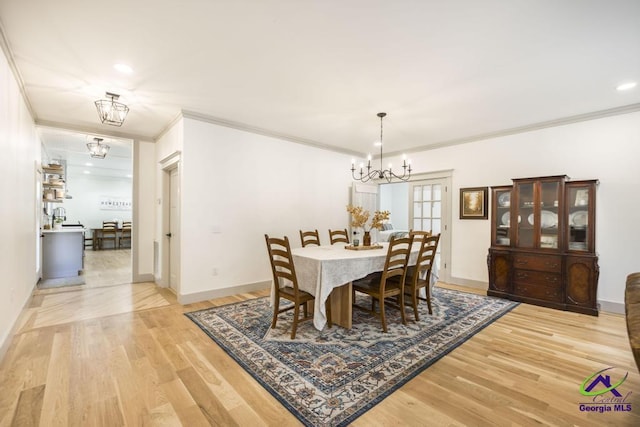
[133,140,156,281]
[62,174,132,229]
[0,45,40,354]
[384,112,640,308]
[176,117,354,301]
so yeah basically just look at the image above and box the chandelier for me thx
[94,92,129,126]
[351,112,412,183]
[87,137,110,159]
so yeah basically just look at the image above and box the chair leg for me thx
[412,289,420,321]
[399,290,407,326]
[291,304,300,339]
[325,299,332,328]
[271,295,280,329]
[379,297,388,333]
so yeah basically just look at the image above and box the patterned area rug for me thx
[186,288,518,426]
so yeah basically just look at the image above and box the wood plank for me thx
[2,280,640,426]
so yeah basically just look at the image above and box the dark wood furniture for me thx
[352,235,413,332]
[328,228,349,245]
[403,233,440,320]
[409,229,432,243]
[299,229,320,247]
[265,235,331,339]
[487,175,599,315]
[97,221,118,250]
[119,221,132,248]
[625,272,640,372]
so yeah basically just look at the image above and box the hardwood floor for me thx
[1,281,639,426]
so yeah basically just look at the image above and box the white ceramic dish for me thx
[570,210,588,227]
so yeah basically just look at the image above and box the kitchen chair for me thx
[328,228,349,245]
[83,229,93,248]
[265,234,331,339]
[409,229,432,242]
[98,221,118,250]
[299,229,320,247]
[352,235,413,332]
[119,221,132,248]
[401,233,440,320]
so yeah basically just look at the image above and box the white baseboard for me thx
[0,280,38,363]
[133,273,154,283]
[448,277,488,290]
[178,280,271,305]
[598,300,624,315]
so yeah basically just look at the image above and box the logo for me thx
[579,367,633,413]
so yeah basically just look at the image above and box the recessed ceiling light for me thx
[85,162,93,167]
[373,141,383,147]
[114,63,133,74]
[616,81,637,91]
[126,174,133,178]
[83,170,91,174]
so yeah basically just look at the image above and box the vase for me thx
[363,231,371,246]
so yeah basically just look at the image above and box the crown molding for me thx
[383,103,640,158]
[0,20,36,120]
[35,119,150,143]
[181,109,362,157]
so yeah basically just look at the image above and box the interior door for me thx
[168,167,180,292]
[409,178,451,283]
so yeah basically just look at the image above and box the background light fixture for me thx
[94,92,129,126]
[86,137,110,159]
[351,112,412,183]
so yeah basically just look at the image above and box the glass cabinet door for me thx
[492,186,512,246]
[566,181,596,253]
[539,180,560,249]
[515,181,534,248]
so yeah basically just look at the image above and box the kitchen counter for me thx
[42,227,87,233]
[42,228,85,279]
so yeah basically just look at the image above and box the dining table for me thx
[285,241,438,330]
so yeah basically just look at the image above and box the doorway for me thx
[378,173,452,283]
[37,127,134,290]
[160,151,181,294]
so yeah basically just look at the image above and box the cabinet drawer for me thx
[512,254,561,273]
[513,269,561,288]
[514,282,563,302]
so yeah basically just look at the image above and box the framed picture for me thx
[460,187,488,219]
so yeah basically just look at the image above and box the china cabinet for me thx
[487,175,599,315]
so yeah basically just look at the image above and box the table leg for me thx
[329,282,353,329]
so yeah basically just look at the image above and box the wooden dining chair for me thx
[402,233,440,320]
[119,221,132,248]
[299,229,321,247]
[98,221,118,249]
[328,228,349,245]
[409,229,432,242]
[265,234,331,339]
[352,235,414,332]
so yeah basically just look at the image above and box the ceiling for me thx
[1,1,639,162]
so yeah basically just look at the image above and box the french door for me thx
[409,178,451,283]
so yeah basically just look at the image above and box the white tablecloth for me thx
[273,242,438,330]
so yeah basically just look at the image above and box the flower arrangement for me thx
[346,205,390,231]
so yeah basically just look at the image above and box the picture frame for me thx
[460,187,488,219]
